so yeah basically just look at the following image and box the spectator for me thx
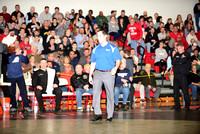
[188,65,200,101]
[59,64,74,92]
[124,50,134,75]
[39,6,52,24]
[158,27,166,41]
[118,18,127,41]
[64,12,71,26]
[133,66,145,102]
[145,27,159,53]
[114,59,132,111]
[186,29,199,46]
[30,37,43,55]
[52,7,64,23]
[137,16,147,29]
[86,10,96,26]
[69,50,79,69]
[133,13,139,23]
[78,48,90,67]
[53,47,64,65]
[194,1,200,31]
[46,29,61,44]
[43,36,57,55]
[117,10,129,27]
[96,11,108,28]
[40,20,51,44]
[0,15,7,34]
[154,41,168,73]
[29,30,43,44]
[155,16,162,29]
[32,58,62,114]
[107,10,117,22]
[76,27,88,50]
[184,14,194,27]
[191,48,199,64]
[153,13,159,24]
[27,16,40,36]
[0,26,9,41]
[78,9,84,19]
[170,25,182,41]
[0,6,10,23]
[174,14,183,25]
[84,22,92,37]
[25,6,36,24]
[55,18,69,38]
[47,53,60,73]
[130,48,139,65]
[70,9,75,19]
[60,56,74,73]
[124,18,144,56]
[144,21,154,37]
[7,47,32,112]
[8,21,19,35]
[27,45,41,63]
[108,16,119,41]
[71,64,93,111]
[19,36,32,55]
[11,4,24,18]
[17,28,26,43]
[165,31,175,49]
[187,39,198,56]
[141,64,161,103]
[69,42,80,60]
[51,18,58,30]
[165,18,172,31]
[79,41,89,58]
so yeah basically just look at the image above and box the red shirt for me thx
[170,32,182,41]
[19,41,32,55]
[177,38,189,50]
[0,12,11,23]
[125,23,143,40]
[0,33,8,41]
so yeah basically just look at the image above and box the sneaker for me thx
[122,104,127,111]
[90,115,102,122]
[24,107,33,113]
[10,107,17,112]
[77,107,83,112]
[114,105,119,111]
[90,107,94,111]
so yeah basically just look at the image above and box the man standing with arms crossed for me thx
[89,29,122,122]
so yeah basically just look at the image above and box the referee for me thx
[172,42,191,110]
[89,29,122,122]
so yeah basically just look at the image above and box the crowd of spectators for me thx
[0,2,200,111]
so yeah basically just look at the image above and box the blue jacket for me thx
[7,53,29,78]
[115,68,131,86]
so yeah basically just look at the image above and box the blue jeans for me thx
[195,13,200,32]
[109,32,120,41]
[60,86,68,92]
[114,86,129,105]
[146,42,155,53]
[75,88,93,107]
[188,84,198,99]
[130,40,145,58]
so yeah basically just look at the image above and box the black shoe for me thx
[183,106,190,111]
[114,105,119,111]
[106,117,112,123]
[151,98,157,103]
[90,115,102,122]
[55,108,61,115]
[122,105,127,111]
[171,106,181,110]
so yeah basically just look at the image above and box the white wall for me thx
[0,0,197,24]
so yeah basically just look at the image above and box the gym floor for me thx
[0,102,200,134]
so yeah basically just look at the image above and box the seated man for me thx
[114,59,132,111]
[70,64,92,111]
[132,66,145,102]
[59,64,74,92]
[47,53,60,73]
[32,58,63,114]
[141,64,161,102]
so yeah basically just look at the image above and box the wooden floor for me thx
[0,101,200,134]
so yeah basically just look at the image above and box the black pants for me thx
[8,76,29,108]
[154,61,167,73]
[35,88,62,110]
[173,74,190,108]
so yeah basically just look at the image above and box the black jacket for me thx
[32,69,59,93]
[172,51,191,74]
[145,32,158,44]
[132,71,142,84]
[70,72,90,90]
[140,71,157,87]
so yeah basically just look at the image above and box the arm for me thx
[89,62,96,84]
[32,71,38,88]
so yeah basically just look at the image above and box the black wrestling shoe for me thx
[106,117,112,123]
[183,106,190,111]
[90,115,102,122]
[171,106,181,111]
[122,104,127,111]
[38,109,46,113]
[114,105,119,111]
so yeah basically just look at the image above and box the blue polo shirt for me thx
[75,34,88,49]
[91,42,122,71]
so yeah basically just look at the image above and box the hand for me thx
[129,77,133,82]
[37,86,43,90]
[21,67,24,71]
[53,84,58,88]
[194,14,196,18]
[89,75,93,85]
[153,88,156,92]
[123,33,126,36]
[148,85,151,89]
[138,38,142,45]
[121,78,128,84]
[111,67,117,75]
[23,50,27,56]
[83,36,87,40]
[83,84,89,91]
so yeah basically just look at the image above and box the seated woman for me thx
[114,59,132,111]
[154,41,168,73]
[188,65,200,101]
[108,16,119,41]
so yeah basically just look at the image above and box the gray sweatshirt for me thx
[108,21,119,33]
[155,48,168,63]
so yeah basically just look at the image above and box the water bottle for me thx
[34,99,38,113]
